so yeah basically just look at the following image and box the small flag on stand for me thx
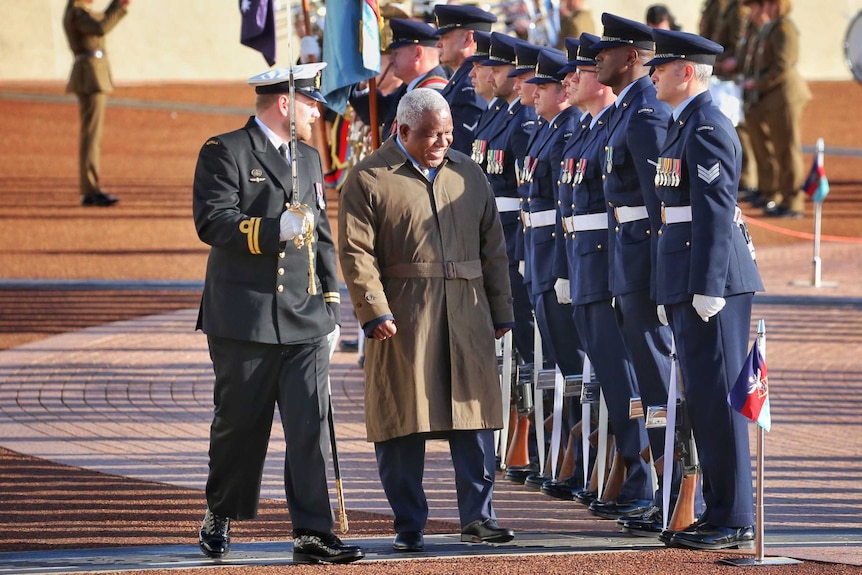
[728,339,771,432]
[240,0,277,67]
[802,151,830,203]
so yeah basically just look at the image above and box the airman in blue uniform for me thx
[467,31,506,172]
[482,35,540,363]
[556,32,653,516]
[649,27,764,551]
[433,4,497,154]
[350,18,449,139]
[523,49,583,378]
[592,13,677,523]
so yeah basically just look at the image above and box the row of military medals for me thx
[654,157,682,187]
[472,140,505,177]
[517,155,539,185]
[560,157,587,185]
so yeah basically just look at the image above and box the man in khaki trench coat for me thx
[338,89,515,553]
[63,0,130,206]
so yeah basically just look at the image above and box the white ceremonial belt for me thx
[614,205,649,224]
[563,216,575,232]
[528,209,556,228]
[663,205,692,224]
[572,212,608,231]
[496,197,521,212]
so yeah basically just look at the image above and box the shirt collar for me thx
[615,80,637,107]
[254,117,286,152]
[396,135,438,182]
[672,91,704,121]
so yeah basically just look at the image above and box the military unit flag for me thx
[240,0,277,66]
[728,339,771,432]
[321,0,383,114]
[802,152,830,203]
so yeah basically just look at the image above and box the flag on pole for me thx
[240,0,277,67]
[801,152,830,203]
[321,0,382,114]
[728,339,771,432]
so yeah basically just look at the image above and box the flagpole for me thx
[754,320,766,562]
[812,138,824,287]
[722,320,800,567]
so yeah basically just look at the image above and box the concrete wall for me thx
[0,0,857,84]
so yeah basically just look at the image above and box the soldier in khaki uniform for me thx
[743,0,812,218]
[556,0,595,51]
[63,0,130,206]
[699,0,723,38]
[717,4,760,200]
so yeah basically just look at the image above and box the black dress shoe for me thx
[589,498,652,520]
[81,192,120,207]
[541,476,582,500]
[339,338,359,352]
[199,508,230,558]
[618,505,663,537]
[573,488,598,506]
[524,472,552,490]
[393,531,424,552]
[659,517,708,546]
[460,518,515,544]
[670,523,755,550]
[293,529,364,564]
[504,464,537,484]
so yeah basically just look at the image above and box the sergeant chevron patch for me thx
[697,162,720,184]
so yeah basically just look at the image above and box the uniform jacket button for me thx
[276,284,284,293]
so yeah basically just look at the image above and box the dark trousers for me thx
[614,289,681,504]
[205,335,334,533]
[574,299,652,502]
[375,429,497,533]
[509,263,535,363]
[76,92,106,197]
[667,294,756,527]
[533,290,584,376]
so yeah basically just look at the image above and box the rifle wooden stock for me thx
[505,413,531,468]
[558,421,582,479]
[667,472,699,531]
[602,447,626,502]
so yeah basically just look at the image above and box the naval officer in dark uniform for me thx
[649,28,763,551]
[592,13,676,522]
[433,4,497,154]
[192,63,363,565]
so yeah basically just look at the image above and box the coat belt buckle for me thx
[444,261,457,280]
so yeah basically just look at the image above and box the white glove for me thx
[326,324,341,360]
[656,304,668,326]
[299,36,320,64]
[300,35,321,63]
[518,260,525,277]
[280,210,311,242]
[692,294,726,322]
[554,278,572,304]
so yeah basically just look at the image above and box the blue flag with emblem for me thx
[801,152,830,203]
[321,0,382,114]
[727,339,771,432]
[240,0,276,67]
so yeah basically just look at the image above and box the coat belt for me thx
[522,209,555,228]
[382,260,483,280]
